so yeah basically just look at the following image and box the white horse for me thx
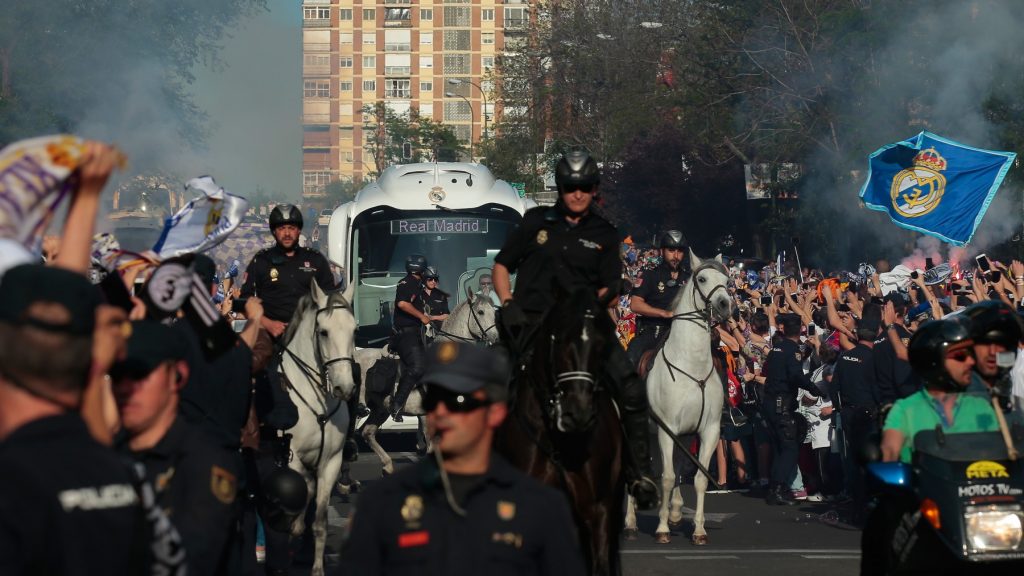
[359,291,498,475]
[279,280,357,576]
[624,250,732,546]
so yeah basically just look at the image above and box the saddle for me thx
[635,328,672,380]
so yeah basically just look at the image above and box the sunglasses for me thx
[562,183,595,193]
[945,349,973,362]
[423,387,491,413]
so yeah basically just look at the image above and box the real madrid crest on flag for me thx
[859,131,1015,246]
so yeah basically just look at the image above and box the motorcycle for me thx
[862,429,1024,575]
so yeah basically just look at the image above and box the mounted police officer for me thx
[491,150,659,510]
[339,341,586,576]
[391,254,432,421]
[238,203,336,576]
[422,266,450,337]
[627,229,690,366]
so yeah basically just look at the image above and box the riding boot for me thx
[621,410,660,510]
[390,381,414,423]
[344,398,360,462]
[261,358,299,431]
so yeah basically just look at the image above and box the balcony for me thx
[303,64,331,76]
[303,131,333,148]
[384,90,412,99]
[303,42,330,52]
[384,66,411,76]
[384,43,411,52]
[302,0,331,4]
[303,19,331,28]
[383,19,412,28]
[504,18,528,30]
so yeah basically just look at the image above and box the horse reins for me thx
[280,301,357,475]
[436,301,497,345]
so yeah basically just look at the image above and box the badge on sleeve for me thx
[211,466,237,504]
[536,230,548,245]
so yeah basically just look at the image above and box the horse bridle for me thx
[282,301,358,403]
[671,260,731,333]
[545,308,602,428]
[436,301,498,345]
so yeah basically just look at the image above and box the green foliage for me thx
[361,102,463,176]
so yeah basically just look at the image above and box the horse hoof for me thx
[655,532,671,544]
[623,528,639,541]
[692,534,708,546]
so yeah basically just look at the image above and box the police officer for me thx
[339,341,586,576]
[831,305,882,518]
[0,265,163,574]
[422,266,451,336]
[492,151,659,509]
[874,293,916,404]
[392,254,432,421]
[112,320,241,576]
[761,314,821,505]
[627,229,689,366]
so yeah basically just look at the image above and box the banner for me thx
[859,131,1015,246]
[152,176,249,258]
[0,135,90,253]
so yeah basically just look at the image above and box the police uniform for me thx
[832,341,880,514]
[120,417,241,576]
[239,244,336,323]
[392,272,427,415]
[0,414,153,575]
[873,325,916,404]
[423,287,450,334]
[339,452,584,576]
[761,337,819,496]
[626,261,686,365]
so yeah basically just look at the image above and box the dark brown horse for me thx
[496,290,624,576]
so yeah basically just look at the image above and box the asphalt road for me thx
[296,438,862,576]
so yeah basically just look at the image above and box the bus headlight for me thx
[965,504,1024,552]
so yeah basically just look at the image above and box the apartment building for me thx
[301,0,529,198]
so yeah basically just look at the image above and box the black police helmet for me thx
[406,254,427,275]
[964,300,1023,351]
[423,266,439,280]
[258,467,309,533]
[555,151,600,193]
[659,230,687,250]
[908,316,973,389]
[269,204,303,230]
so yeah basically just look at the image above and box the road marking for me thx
[665,555,739,560]
[622,548,860,555]
[801,555,861,559]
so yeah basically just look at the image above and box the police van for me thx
[326,162,533,429]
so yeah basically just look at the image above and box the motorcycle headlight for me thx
[965,504,1024,552]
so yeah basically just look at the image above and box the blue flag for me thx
[858,131,1015,246]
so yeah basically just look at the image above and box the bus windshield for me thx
[350,205,519,346]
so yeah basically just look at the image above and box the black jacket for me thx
[239,245,336,322]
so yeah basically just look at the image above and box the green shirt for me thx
[883,389,999,463]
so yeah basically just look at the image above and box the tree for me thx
[361,102,463,176]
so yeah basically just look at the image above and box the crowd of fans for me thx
[618,242,1024,515]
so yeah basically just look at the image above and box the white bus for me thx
[326,162,534,349]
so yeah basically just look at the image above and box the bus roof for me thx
[350,162,532,214]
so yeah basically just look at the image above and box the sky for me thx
[190,2,302,202]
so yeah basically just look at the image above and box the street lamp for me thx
[447,78,490,139]
[445,91,476,161]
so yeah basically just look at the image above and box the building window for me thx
[304,54,330,67]
[303,80,330,98]
[362,80,376,92]
[443,30,470,50]
[385,8,412,26]
[443,54,471,75]
[339,56,353,68]
[343,151,354,163]
[420,9,433,21]
[303,171,337,196]
[339,32,353,44]
[303,7,330,20]
[362,56,376,69]
[340,81,353,91]
[420,33,433,45]
[364,34,376,44]
[419,103,433,118]
[482,8,494,21]
[385,79,412,99]
[504,7,527,28]
[339,103,353,115]
[443,7,470,27]
[482,32,495,45]
[482,56,494,70]
[363,9,375,22]
[420,81,433,92]
[419,55,433,70]
[339,9,352,20]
